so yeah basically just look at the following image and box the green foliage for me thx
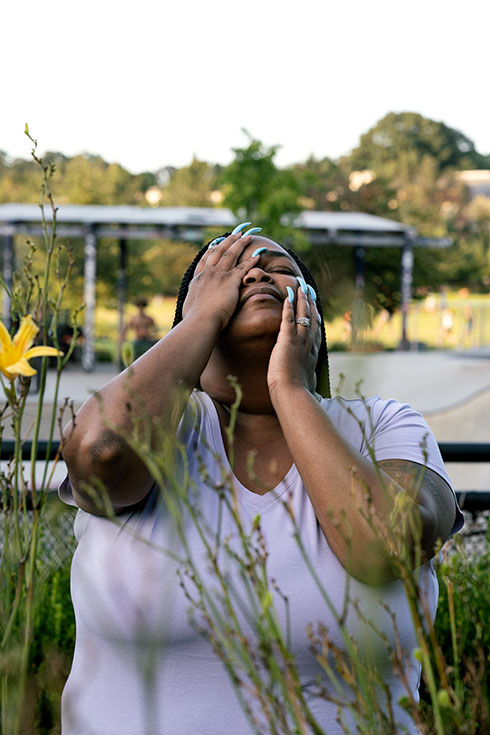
[2,112,490,312]
[0,151,152,205]
[29,562,76,735]
[159,157,218,207]
[431,526,490,731]
[346,112,490,175]
[219,130,304,245]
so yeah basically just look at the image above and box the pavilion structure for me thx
[0,203,451,370]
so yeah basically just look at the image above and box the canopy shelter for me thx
[0,204,451,369]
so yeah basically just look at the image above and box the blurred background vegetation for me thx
[2,110,490,347]
[2,115,489,733]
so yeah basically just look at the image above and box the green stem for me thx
[15,511,40,735]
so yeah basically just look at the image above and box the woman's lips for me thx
[241,287,282,306]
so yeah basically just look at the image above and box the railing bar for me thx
[0,441,489,462]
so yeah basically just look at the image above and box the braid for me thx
[172,234,232,328]
[284,248,331,398]
[171,234,331,398]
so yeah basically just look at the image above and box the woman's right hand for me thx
[182,232,261,331]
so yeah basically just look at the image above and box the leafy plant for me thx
[0,128,81,735]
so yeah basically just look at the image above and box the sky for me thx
[3,0,490,174]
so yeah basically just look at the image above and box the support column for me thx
[116,237,128,365]
[82,226,97,372]
[2,234,14,326]
[354,246,365,291]
[352,246,365,345]
[400,243,414,350]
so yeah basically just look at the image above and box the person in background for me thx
[120,296,157,364]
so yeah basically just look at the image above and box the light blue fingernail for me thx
[306,284,317,302]
[296,276,308,295]
[286,286,295,303]
[317,313,322,325]
[252,246,267,257]
[231,222,252,235]
[243,227,262,237]
[208,236,225,248]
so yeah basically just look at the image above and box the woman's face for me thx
[182,236,304,338]
[225,236,303,338]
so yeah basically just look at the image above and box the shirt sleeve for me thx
[367,397,465,535]
[58,473,77,507]
[58,390,206,510]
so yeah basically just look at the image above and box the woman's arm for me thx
[61,233,260,514]
[268,288,456,585]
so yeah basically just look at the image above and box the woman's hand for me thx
[267,278,322,400]
[183,232,262,331]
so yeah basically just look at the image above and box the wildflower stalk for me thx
[0,128,76,734]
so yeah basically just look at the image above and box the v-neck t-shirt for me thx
[59,391,463,735]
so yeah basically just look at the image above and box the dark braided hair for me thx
[172,234,331,397]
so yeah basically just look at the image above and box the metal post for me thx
[352,247,365,345]
[400,243,414,350]
[116,237,128,365]
[82,226,97,372]
[2,234,14,326]
[354,246,365,290]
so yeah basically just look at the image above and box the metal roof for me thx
[0,203,412,233]
[0,203,236,227]
[295,210,413,233]
[0,203,451,248]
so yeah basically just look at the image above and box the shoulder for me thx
[321,394,446,473]
[320,395,419,438]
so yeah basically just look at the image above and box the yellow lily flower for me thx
[0,315,61,380]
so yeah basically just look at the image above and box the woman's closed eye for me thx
[269,268,296,275]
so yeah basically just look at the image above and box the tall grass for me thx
[0,130,81,735]
[1,140,488,733]
[72,379,488,735]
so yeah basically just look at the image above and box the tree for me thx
[346,112,490,175]
[219,131,304,244]
[159,157,218,207]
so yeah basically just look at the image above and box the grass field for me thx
[92,292,490,361]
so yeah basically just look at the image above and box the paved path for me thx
[14,349,490,490]
[328,350,490,491]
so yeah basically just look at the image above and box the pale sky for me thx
[3,0,490,174]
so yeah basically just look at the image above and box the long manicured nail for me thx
[306,284,317,302]
[252,246,267,257]
[286,286,295,303]
[317,313,322,325]
[243,227,262,237]
[231,222,252,235]
[208,236,225,248]
[296,276,308,295]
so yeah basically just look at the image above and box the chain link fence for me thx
[1,494,488,574]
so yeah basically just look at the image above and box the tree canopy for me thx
[1,112,489,312]
[346,112,490,174]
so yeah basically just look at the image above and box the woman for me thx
[60,225,463,735]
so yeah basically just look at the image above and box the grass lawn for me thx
[92,292,490,361]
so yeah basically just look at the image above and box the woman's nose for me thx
[243,267,272,284]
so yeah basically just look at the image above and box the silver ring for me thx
[295,317,311,328]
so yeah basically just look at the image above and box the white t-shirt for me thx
[60,392,463,735]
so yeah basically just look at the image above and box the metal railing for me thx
[0,440,489,510]
[1,441,488,560]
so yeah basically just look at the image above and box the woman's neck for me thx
[212,399,292,495]
[200,338,276,414]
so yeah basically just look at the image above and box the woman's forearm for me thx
[61,314,222,508]
[270,385,425,584]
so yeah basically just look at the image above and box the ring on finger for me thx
[295,317,311,328]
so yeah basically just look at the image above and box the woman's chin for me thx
[225,312,281,342]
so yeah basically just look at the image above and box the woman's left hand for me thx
[267,280,322,400]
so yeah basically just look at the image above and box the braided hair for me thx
[172,234,331,398]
